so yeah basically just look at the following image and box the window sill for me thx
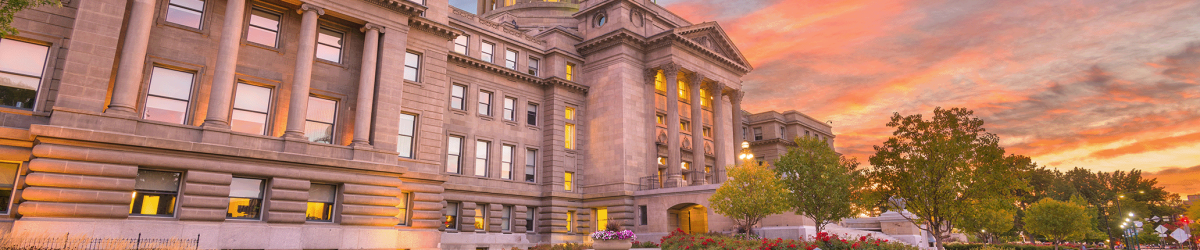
[404,79,423,87]
[158,22,206,36]
[502,120,518,126]
[477,114,494,121]
[244,41,282,54]
[0,106,37,116]
[315,58,348,70]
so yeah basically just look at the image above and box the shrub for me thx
[944,243,1081,250]
[529,242,591,250]
[632,240,661,248]
[659,229,919,250]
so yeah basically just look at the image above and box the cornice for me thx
[647,32,751,74]
[749,138,795,147]
[361,0,427,16]
[576,28,648,55]
[408,16,462,40]
[451,7,548,46]
[544,77,589,94]
[446,53,589,94]
[675,22,751,69]
[576,28,751,75]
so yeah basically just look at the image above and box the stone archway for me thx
[668,203,708,234]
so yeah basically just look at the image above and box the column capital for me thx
[643,68,659,85]
[689,72,704,87]
[712,81,726,94]
[361,23,386,33]
[730,90,745,102]
[660,62,682,75]
[298,3,326,15]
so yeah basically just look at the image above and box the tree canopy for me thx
[0,0,61,37]
[709,159,789,234]
[1024,198,1094,250]
[774,135,864,234]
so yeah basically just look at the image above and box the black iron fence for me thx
[0,233,200,250]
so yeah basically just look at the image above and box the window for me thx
[481,42,494,63]
[454,35,468,55]
[227,177,265,219]
[305,96,337,144]
[505,49,518,70]
[475,140,489,177]
[524,149,537,183]
[595,207,608,230]
[501,145,514,180]
[639,205,648,225]
[447,136,463,173]
[566,211,575,233]
[654,70,666,92]
[656,114,665,125]
[503,97,516,121]
[753,127,763,141]
[743,127,748,141]
[129,170,180,216]
[0,39,49,110]
[594,13,607,27]
[681,121,691,133]
[525,207,536,231]
[450,84,466,110]
[565,107,576,149]
[474,204,487,230]
[166,0,205,29]
[445,202,459,230]
[478,91,492,116]
[703,127,712,137]
[0,163,15,213]
[231,83,271,135]
[247,8,281,47]
[678,79,690,102]
[504,0,515,6]
[780,126,785,138]
[528,58,539,76]
[306,184,336,222]
[526,103,538,126]
[806,130,810,137]
[404,52,421,82]
[565,63,575,81]
[397,192,412,225]
[143,67,195,124]
[316,28,344,63]
[564,171,574,191]
[501,205,513,232]
[398,113,417,158]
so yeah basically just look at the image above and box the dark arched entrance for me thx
[668,203,708,234]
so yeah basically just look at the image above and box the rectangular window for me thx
[700,88,711,108]
[681,121,691,133]
[0,163,15,213]
[397,192,412,225]
[678,79,690,102]
[565,106,575,120]
[595,207,608,231]
[481,42,494,63]
[143,67,195,124]
[231,83,271,135]
[754,127,763,141]
[305,96,337,144]
[703,127,712,138]
[656,114,665,125]
[166,0,205,29]
[526,207,536,231]
[445,202,459,230]
[454,35,468,55]
[655,70,666,92]
[475,140,490,177]
[528,58,539,76]
[404,52,421,82]
[639,205,648,225]
[505,49,518,70]
[524,149,536,183]
[501,144,513,180]
[503,97,516,121]
[474,204,487,230]
[565,107,576,149]
[247,8,281,47]
[501,205,513,232]
[450,84,466,110]
[305,184,336,222]
[129,170,181,216]
[478,91,492,116]
[565,63,574,81]
[564,171,573,191]
[227,177,265,219]
[316,28,344,63]
[0,39,48,110]
[447,135,463,173]
[526,103,538,126]
[398,113,417,158]
[566,211,575,233]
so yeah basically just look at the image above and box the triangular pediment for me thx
[676,22,752,69]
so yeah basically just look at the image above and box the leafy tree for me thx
[774,136,864,234]
[1025,198,1092,250]
[866,107,1032,250]
[1136,223,1160,245]
[709,159,789,234]
[1,0,61,37]
[959,198,1017,244]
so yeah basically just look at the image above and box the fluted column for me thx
[711,82,726,183]
[643,69,659,186]
[688,73,706,186]
[282,4,325,139]
[105,0,158,116]
[731,91,745,154]
[351,24,385,147]
[662,63,683,188]
[202,0,249,129]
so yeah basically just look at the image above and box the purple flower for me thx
[590,230,637,240]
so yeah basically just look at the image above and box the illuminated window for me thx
[143,67,195,124]
[502,205,513,232]
[567,211,575,233]
[447,135,463,173]
[566,63,575,81]
[681,120,691,133]
[525,148,537,183]
[397,113,417,158]
[227,177,264,219]
[504,0,515,6]
[565,107,575,120]
[656,114,665,125]
[481,41,494,63]
[501,144,514,180]
[129,170,180,216]
[503,97,516,121]
[657,157,666,166]
[165,0,205,29]
[682,161,690,170]
[304,96,337,144]
[703,127,712,137]
[0,38,50,110]
[445,202,459,230]
[700,88,710,108]
[475,140,490,177]
[0,162,16,213]
[404,51,421,82]
[231,83,271,135]
[654,70,665,92]
[305,184,336,222]
[474,204,487,230]
[564,171,574,191]
[397,192,412,225]
[454,35,468,55]
[595,207,608,230]
[247,8,281,47]
[316,28,344,63]
[678,77,690,102]
[450,84,466,110]
[565,107,576,149]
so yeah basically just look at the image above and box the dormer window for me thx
[594,13,607,27]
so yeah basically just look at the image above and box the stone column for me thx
[662,63,683,188]
[201,0,249,129]
[731,91,745,150]
[643,69,659,187]
[351,24,385,147]
[688,73,706,186]
[282,4,325,139]
[711,82,726,183]
[105,0,158,116]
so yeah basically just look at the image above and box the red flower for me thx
[860,236,868,242]
[853,243,861,248]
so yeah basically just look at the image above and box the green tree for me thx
[959,198,1017,244]
[866,107,1032,250]
[1,0,61,37]
[774,136,863,234]
[709,159,789,234]
[1025,198,1092,250]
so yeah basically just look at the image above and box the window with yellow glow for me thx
[129,170,180,216]
[656,113,665,125]
[595,207,608,230]
[0,162,18,214]
[505,0,515,6]
[703,126,712,137]
[700,88,711,108]
[682,161,690,170]
[678,77,690,102]
[474,205,487,230]
[565,123,575,149]
[566,63,575,81]
[564,171,574,191]
[306,184,337,222]
[654,70,665,92]
[397,192,412,225]
[681,120,691,132]
[565,107,575,120]
[227,177,264,219]
[445,202,459,230]
[567,211,575,233]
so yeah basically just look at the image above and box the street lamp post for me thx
[737,141,754,165]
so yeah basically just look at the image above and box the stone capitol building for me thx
[0,0,848,249]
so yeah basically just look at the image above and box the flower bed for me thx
[593,230,638,241]
[944,243,1090,250]
[660,229,920,250]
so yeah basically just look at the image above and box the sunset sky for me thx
[658,0,1200,198]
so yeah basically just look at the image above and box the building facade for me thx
[743,110,836,164]
[0,0,832,249]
